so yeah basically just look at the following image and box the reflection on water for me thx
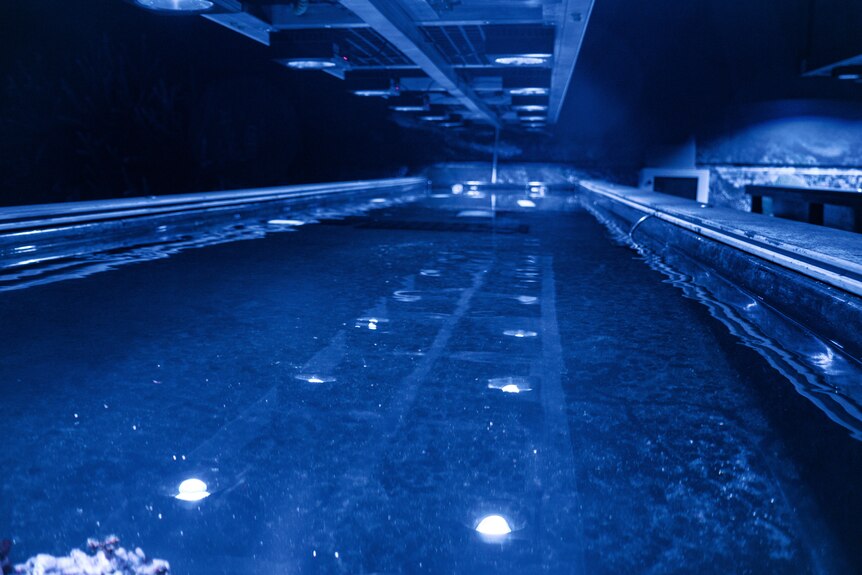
[586,201,862,440]
[3,200,862,574]
[0,196,411,293]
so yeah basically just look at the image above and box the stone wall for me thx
[696,101,862,230]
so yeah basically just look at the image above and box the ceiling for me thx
[187,0,595,133]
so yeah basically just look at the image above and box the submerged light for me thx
[295,374,336,384]
[503,329,538,338]
[517,199,536,208]
[136,0,213,11]
[475,515,512,536]
[488,376,532,393]
[175,478,210,502]
[268,219,306,226]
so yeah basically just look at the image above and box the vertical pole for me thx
[491,127,500,184]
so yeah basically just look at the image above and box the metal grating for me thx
[341,28,414,67]
[421,25,488,66]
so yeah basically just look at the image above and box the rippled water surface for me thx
[1,201,861,574]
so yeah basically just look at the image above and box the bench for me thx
[746,184,862,232]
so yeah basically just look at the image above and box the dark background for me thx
[1,0,861,205]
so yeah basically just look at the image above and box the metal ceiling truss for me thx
[200,0,595,131]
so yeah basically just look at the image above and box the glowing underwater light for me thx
[503,329,538,338]
[451,183,464,194]
[295,374,336,384]
[268,219,306,226]
[175,478,210,501]
[488,376,532,393]
[475,515,512,535]
[517,199,536,208]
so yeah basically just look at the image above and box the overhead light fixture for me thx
[135,0,213,11]
[514,105,548,112]
[419,114,448,121]
[346,75,399,97]
[509,87,549,96]
[832,65,862,81]
[519,116,546,122]
[391,104,428,112]
[486,25,554,67]
[352,89,392,97]
[282,58,337,70]
[495,55,550,66]
[390,93,428,112]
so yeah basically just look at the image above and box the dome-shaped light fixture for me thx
[475,515,512,536]
[175,478,210,501]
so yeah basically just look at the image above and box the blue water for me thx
[1,200,861,573]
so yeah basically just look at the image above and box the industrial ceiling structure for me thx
[140,0,594,132]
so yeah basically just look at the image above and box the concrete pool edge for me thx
[0,177,427,290]
[0,177,428,233]
[579,180,862,360]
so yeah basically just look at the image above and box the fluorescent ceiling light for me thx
[509,87,549,96]
[352,89,392,97]
[494,54,550,66]
[136,0,213,10]
[284,59,336,70]
[514,105,548,112]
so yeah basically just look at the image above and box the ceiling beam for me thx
[339,0,501,127]
[546,0,595,123]
[203,11,272,45]
[269,4,544,30]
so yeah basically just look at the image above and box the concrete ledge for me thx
[580,180,862,359]
[0,178,427,233]
[0,178,427,289]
